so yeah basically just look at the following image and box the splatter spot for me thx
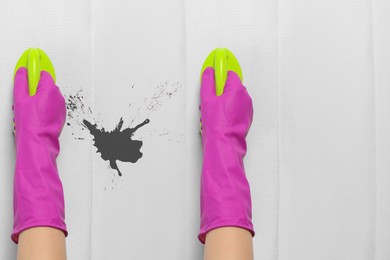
[82,117,149,176]
[64,81,182,179]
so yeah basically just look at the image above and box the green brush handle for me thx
[14,48,56,96]
[200,48,243,96]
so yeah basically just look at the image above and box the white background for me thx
[1,0,390,259]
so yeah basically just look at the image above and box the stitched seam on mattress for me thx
[276,0,281,259]
[370,0,378,258]
[89,1,94,259]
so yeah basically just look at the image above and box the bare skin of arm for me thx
[17,227,67,260]
[204,227,254,260]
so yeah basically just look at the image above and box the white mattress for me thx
[0,0,389,259]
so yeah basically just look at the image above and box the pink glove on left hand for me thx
[11,67,68,244]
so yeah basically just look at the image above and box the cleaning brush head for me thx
[14,48,56,96]
[200,48,243,96]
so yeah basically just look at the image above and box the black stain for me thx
[82,117,150,176]
[64,81,182,180]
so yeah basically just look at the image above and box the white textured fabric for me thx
[1,0,390,259]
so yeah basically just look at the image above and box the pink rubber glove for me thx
[11,67,68,244]
[198,67,255,243]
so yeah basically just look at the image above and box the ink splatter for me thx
[128,81,181,125]
[65,89,100,135]
[82,117,150,176]
[64,81,182,178]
